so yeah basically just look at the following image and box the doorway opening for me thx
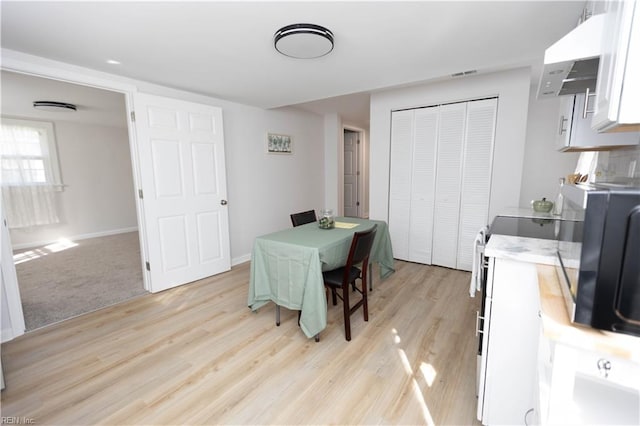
[1,70,147,332]
[343,127,366,218]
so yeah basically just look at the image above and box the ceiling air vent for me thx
[451,70,478,78]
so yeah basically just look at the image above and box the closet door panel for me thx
[457,99,497,271]
[408,107,439,263]
[389,110,414,261]
[432,103,467,269]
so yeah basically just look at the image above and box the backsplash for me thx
[592,144,640,183]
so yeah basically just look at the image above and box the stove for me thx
[489,215,583,242]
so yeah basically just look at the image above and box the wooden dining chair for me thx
[321,224,377,341]
[290,210,317,227]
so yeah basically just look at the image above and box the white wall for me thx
[1,50,326,264]
[369,67,531,223]
[9,120,138,248]
[223,104,325,263]
[519,87,580,206]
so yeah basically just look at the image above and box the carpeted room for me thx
[2,71,147,331]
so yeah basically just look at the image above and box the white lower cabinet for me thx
[478,257,540,425]
[481,257,640,425]
[538,339,640,425]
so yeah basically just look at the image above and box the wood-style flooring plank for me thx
[1,260,481,425]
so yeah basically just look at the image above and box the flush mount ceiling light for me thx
[33,101,77,112]
[274,23,334,59]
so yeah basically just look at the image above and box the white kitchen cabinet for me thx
[592,0,640,132]
[538,340,640,424]
[557,93,639,151]
[389,98,496,270]
[478,257,540,425]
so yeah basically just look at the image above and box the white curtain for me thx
[1,123,60,229]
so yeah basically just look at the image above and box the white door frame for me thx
[340,125,367,217]
[1,53,151,300]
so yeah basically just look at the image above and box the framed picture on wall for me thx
[267,133,293,154]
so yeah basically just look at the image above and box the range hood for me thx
[537,14,605,99]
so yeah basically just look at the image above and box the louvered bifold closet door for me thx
[408,107,439,263]
[456,98,497,271]
[431,103,467,269]
[388,110,414,261]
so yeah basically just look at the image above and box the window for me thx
[0,118,62,187]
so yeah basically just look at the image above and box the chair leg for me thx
[331,288,337,306]
[275,304,281,326]
[342,283,351,341]
[362,277,369,322]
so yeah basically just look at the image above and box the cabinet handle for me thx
[559,116,568,135]
[582,87,597,119]
[475,310,485,337]
[597,358,612,378]
[524,408,534,425]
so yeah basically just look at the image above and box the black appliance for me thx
[558,184,640,337]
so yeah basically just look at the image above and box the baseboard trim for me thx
[231,253,251,267]
[11,227,139,251]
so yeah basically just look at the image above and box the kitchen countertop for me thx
[485,234,559,265]
[498,207,583,221]
[537,264,640,362]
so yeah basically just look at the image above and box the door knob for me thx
[220,200,228,205]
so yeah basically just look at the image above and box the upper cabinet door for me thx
[592,0,640,131]
[134,93,231,293]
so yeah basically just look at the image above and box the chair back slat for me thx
[347,225,377,268]
[290,210,317,227]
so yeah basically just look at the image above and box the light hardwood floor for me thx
[1,260,481,425]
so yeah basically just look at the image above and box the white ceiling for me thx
[1,1,585,125]
[1,71,128,128]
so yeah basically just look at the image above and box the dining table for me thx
[247,217,394,338]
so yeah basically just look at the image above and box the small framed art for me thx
[267,133,292,154]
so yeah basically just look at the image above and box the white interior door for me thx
[388,110,414,261]
[457,98,497,271]
[343,130,359,217]
[134,93,230,293]
[1,206,25,342]
[408,107,439,264]
[432,102,467,269]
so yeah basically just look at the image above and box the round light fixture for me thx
[274,23,334,59]
[33,101,77,112]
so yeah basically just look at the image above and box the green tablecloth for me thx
[248,217,395,338]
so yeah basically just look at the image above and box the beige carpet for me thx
[14,231,146,331]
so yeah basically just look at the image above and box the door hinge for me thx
[357,171,361,176]
[138,189,144,199]
[146,261,151,271]
[130,111,136,122]
[356,201,360,206]
[357,139,360,144]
